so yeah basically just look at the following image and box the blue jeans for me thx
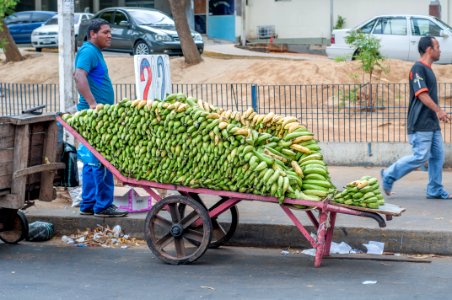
[382,130,448,198]
[80,164,114,213]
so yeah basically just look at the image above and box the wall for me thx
[244,0,450,41]
[321,142,452,167]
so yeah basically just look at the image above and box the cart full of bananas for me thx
[62,93,336,203]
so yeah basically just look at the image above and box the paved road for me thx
[0,241,450,299]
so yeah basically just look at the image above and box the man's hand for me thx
[436,110,450,123]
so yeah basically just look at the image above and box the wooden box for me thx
[0,113,65,209]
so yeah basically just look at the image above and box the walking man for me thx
[381,36,450,199]
[74,19,128,216]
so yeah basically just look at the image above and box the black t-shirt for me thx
[407,61,440,134]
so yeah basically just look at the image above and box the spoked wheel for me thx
[184,194,239,249]
[144,195,212,265]
[0,210,29,244]
[134,41,151,55]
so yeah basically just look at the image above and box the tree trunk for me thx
[168,0,202,65]
[0,22,23,62]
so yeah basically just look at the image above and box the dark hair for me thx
[86,18,110,39]
[418,36,435,55]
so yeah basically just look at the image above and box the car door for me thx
[371,16,409,60]
[409,17,452,63]
[111,10,134,51]
[6,12,32,43]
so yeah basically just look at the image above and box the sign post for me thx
[134,55,172,102]
[58,0,76,142]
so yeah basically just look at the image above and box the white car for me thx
[31,12,93,52]
[326,15,452,64]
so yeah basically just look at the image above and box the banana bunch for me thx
[333,176,385,209]
[62,93,336,203]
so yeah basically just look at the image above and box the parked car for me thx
[76,7,204,55]
[4,11,57,44]
[326,15,452,64]
[31,13,94,52]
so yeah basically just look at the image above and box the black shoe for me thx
[94,205,128,217]
[80,208,94,215]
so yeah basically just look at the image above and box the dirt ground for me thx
[1,48,452,85]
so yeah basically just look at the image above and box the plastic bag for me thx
[27,221,55,242]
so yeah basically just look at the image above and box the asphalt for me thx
[19,43,452,256]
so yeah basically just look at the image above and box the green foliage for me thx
[334,16,346,30]
[345,31,385,83]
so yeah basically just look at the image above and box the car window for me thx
[411,18,442,36]
[45,17,58,25]
[98,11,114,23]
[113,12,128,25]
[373,17,407,35]
[32,12,53,23]
[127,9,174,26]
[74,14,81,23]
[359,19,377,34]
[6,12,32,24]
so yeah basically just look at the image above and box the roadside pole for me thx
[58,0,76,143]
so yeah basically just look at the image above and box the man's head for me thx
[418,36,441,62]
[86,18,111,49]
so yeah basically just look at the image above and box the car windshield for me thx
[44,14,81,25]
[435,17,452,31]
[128,9,174,26]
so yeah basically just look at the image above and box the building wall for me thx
[244,0,451,41]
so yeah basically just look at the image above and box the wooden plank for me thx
[0,174,12,189]
[40,121,59,201]
[11,124,30,207]
[0,123,15,137]
[332,202,406,217]
[0,136,14,149]
[0,149,13,163]
[13,162,65,178]
[0,193,22,209]
[0,113,56,126]
[0,162,13,177]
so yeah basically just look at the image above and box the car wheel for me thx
[198,47,204,54]
[134,41,151,55]
[35,48,42,52]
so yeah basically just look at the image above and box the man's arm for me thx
[74,68,97,109]
[418,92,450,123]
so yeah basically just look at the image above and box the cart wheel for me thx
[144,195,212,265]
[0,210,29,244]
[183,195,239,249]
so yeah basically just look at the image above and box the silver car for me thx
[76,7,204,55]
[326,15,452,64]
[31,13,94,52]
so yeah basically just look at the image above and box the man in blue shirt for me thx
[381,36,450,199]
[74,19,128,217]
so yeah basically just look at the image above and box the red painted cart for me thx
[57,115,405,267]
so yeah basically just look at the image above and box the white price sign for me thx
[134,55,171,101]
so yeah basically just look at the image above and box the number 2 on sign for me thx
[140,58,152,100]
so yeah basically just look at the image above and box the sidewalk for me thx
[203,39,329,61]
[24,166,452,255]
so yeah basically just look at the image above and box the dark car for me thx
[76,7,204,55]
[5,11,57,44]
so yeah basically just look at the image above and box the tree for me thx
[345,31,386,110]
[0,0,23,62]
[168,0,202,65]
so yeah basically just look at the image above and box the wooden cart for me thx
[0,113,65,244]
[57,115,405,267]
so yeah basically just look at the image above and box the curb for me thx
[25,214,452,256]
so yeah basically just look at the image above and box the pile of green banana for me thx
[333,176,385,209]
[62,93,336,203]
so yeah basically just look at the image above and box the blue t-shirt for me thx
[75,41,114,110]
